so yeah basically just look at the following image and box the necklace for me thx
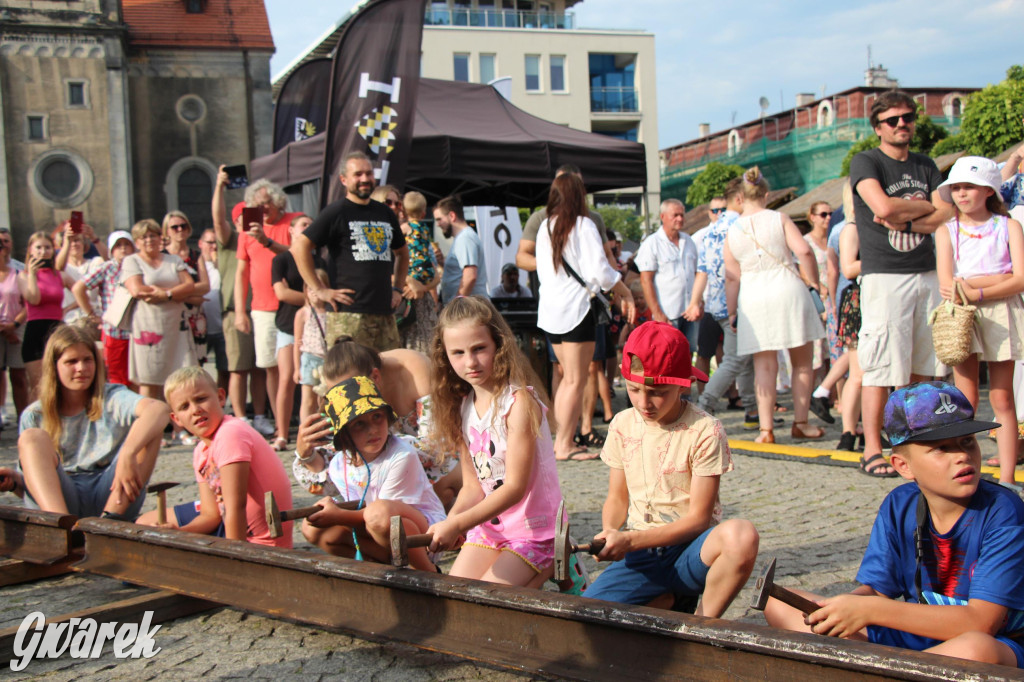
[957,221,994,239]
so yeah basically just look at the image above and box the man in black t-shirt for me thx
[849,90,953,476]
[290,151,409,352]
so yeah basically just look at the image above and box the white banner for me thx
[470,206,527,294]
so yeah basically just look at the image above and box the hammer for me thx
[553,500,606,581]
[749,557,822,615]
[264,491,359,539]
[146,481,179,525]
[389,515,433,568]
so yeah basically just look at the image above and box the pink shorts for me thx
[464,524,554,573]
[103,333,130,386]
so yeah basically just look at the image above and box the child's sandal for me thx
[755,428,775,444]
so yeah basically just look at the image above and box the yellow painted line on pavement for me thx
[728,438,1002,477]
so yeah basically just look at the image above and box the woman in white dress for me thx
[724,167,825,444]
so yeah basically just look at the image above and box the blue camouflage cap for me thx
[884,381,1000,446]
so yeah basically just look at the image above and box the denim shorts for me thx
[585,527,713,605]
[173,500,226,537]
[276,330,295,354]
[299,352,324,386]
[23,451,146,520]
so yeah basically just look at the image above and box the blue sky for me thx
[266,0,1020,150]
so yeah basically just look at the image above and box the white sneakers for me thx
[250,415,276,436]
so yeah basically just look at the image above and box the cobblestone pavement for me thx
[0,383,1006,679]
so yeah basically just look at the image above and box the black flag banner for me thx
[272,58,331,153]
[320,0,428,208]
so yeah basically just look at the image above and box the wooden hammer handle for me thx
[576,538,607,555]
[281,505,323,522]
[770,585,822,616]
[281,499,361,522]
[406,533,433,550]
[156,493,167,526]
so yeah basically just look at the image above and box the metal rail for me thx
[0,506,79,565]
[73,519,1017,682]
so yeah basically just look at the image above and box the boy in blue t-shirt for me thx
[765,381,1024,668]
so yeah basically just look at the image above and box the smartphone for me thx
[241,206,263,229]
[69,211,83,234]
[39,258,53,269]
[224,164,249,190]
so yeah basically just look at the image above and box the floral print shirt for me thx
[406,220,436,286]
[697,210,740,320]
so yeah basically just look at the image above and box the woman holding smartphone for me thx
[18,231,75,400]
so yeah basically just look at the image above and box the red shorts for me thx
[102,333,130,386]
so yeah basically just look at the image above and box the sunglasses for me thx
[200,240,217,245]
[168,223,189,231]
[879,111,917,128]
[815,211,833,219]
[710,207,726,215]
[385,200,401,208]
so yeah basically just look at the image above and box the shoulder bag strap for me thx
[547,222,590,293]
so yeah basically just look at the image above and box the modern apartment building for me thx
[275,0,660,215]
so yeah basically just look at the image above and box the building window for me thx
[525,55,541,92]
[66,81,87,108]
[453,53,470,82]
[727,129,742,156]
[816,100,834,128]
[589,53,636,112]
[27,115,46,141]
[550,55,566,92]
[185,0,205,13]
[30,149,94,208]
[479,54,496,84]
[943,93,964,120]
[177,167,214,234]
[176,94,207,124]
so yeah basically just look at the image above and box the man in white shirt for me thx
[436,195,488,303]
[635,199,699,348]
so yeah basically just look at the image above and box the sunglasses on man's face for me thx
[879,111,917,128]
[710,207,726,215]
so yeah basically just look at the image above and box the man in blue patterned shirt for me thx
[684,180,759,425]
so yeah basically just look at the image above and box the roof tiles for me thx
[123,0,275,51]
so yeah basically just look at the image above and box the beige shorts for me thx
[223,311,256,373]
[969,295,1024,362]
[858,271,943,387]
[251,310,278,369]
[325,312,400,352]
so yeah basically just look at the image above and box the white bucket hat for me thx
[938,156,1003,204]
[107,230,134,251]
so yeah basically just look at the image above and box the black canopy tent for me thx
[251,78,648,208]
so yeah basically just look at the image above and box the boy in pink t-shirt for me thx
[138,367,294,548]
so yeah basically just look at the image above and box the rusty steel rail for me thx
[0,505,81,585]
[70,519,1019,682]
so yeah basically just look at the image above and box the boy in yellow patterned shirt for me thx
[587,321,759,616]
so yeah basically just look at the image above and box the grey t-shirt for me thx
[522,207,610,243]
[441,227,489,302]
[849,147,942,275]
[20,383,143,474]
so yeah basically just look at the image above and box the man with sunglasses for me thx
[849,90,953,477]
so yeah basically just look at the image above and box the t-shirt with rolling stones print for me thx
[302,197,405,315]
[849,147,943,275]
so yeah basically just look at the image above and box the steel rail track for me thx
[69,518,1019,682]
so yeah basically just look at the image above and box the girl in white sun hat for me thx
[935,155,1024,491]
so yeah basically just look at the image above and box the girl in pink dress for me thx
[428,296,565,588]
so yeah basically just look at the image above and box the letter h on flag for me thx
[320,0,428,208]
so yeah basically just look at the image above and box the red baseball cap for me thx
[231,201,246,222]
[620,321,708,387]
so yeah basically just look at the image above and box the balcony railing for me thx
[425,8,575,29]
[590,87,638,113]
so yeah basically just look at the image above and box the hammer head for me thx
[750,556,777,611]
[390,515,408,567]
[147,481,179,495]
[265,491,283,539]
[553,500,572,581]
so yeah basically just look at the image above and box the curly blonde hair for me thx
[428,296,547,457]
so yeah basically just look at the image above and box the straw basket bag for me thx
[928,282,976,367]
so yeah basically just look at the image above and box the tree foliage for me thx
[840,111,948,176]
[956,65,1024,157]
[930,134,967,158]
[684,162,745,208]
[591,204,644,243]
